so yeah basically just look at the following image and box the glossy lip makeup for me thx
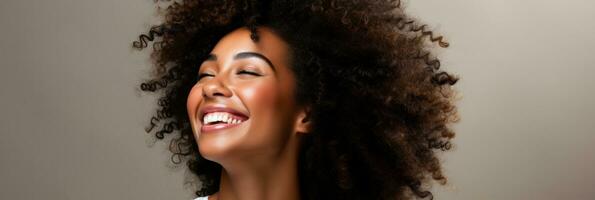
[199,106,249,133]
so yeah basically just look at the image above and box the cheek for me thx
[237,81,281,115]
[238,79,296,137]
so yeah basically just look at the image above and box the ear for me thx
[294,106,312,135]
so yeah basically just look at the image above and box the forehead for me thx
[209,27,291,65]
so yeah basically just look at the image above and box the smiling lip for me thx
[199,106,249,133]
[201,122,244,133]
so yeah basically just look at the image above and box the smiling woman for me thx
[187,27,306,173]
[186,28,307,200]
[133,0,459,200]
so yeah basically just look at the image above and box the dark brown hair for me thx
[133,0,459,199]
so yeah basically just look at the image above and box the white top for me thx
[194,196,208,200]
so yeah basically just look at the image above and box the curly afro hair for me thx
[133,0,459,199]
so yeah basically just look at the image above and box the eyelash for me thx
[197,73,213,80]
[197,70,261,80]
[237,70,262,76]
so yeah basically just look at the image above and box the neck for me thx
[213,137,301,200]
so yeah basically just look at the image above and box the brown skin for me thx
[186,27,311,200]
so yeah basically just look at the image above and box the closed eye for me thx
[197,73,214,80]
[237,70,262,76]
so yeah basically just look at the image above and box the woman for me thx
[133,0,459,199]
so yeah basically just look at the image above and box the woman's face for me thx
[187,27,305,163]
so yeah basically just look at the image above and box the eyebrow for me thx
[205,52,276,71]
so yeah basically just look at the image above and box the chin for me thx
[198,139,233,162]
[196,120,255,159]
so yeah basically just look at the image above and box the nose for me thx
[202,76,232,98]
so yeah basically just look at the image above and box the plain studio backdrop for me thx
[1,0,594,199]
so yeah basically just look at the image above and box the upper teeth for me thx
[203,112,243,125]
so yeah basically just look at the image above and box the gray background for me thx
[1,0,593,199]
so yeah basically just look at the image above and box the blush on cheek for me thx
[240,82,280,112]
